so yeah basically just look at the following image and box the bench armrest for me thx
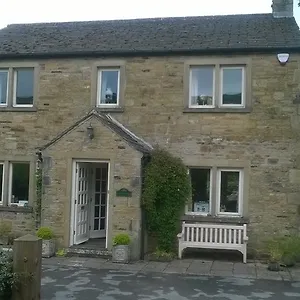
[244,236,249,242]
[177,233,183,239]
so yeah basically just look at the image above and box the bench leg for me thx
[178,245,182,259]
[243,247,247,264]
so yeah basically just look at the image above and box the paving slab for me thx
[83,257,108,269]
[141,261,169,272]
[211,260,234,271]
[163,266,188,274]
[120,262,148,271]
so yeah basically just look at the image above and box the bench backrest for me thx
[182,222,247,245]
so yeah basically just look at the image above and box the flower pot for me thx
[112,245,130,263]
[42,239,55,258]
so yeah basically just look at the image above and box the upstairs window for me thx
[97,69,120,106]
[186,59,250,111]
[13,68,34,107]
[221,67,244,107]
[0,66,35,108]
[0,70,8,106]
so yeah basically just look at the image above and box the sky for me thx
[0,1,299,29]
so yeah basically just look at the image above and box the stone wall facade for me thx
[0,53,299,257]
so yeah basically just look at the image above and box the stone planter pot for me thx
[42,239,55,258]
[112,245,130,263]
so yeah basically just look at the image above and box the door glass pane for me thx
[222,68,243,105]
[14,68,34,105]
[94,219,99,230]
[100,218,105,230]
[0,71,8,105]
[190,67,214,106]
[99,70,119,104]
[95,180,100,191]
[96,168,101,179]
[0,164,3,202]
[101,180,107,191]
[101,193,106,205]
[94,206,99,218]
[190,168,210,213]
[100,205,106,218]
[95,193,100,205]
[11,163,30,205]
[219,171,240,213]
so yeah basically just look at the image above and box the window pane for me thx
[190,67,214,106]
[222,68,243,105]
[0,71,8,105]
[190,168,210,213]
[15,69,34,105]
[11,163,30,205]
[0,164,3,202]
[100,70,119,104]
[220,171,240,213]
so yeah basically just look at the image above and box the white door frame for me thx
[70,159,110,249]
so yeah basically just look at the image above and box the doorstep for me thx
[42,256,300,282]
[64,246,112,258]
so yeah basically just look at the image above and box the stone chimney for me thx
[272,0,294,17]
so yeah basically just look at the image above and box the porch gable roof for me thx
[38,109,153,154]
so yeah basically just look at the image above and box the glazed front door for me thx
[89,163,108,238]
[74,163,90,244]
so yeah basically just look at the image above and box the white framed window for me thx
[220,67,245,107]
[188,64,247,109]
[0,163,4,204]
[0,70,9,106]
[186,168,212,215]
[8,162,30,206]
[216,169,243,216]
[97,68,120,106]
[13,68,34,107]
[189,66,215,108]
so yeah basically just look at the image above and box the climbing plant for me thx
[35,154,43,229]
[142,148,191,252]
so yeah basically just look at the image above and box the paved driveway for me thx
[42,264,300,300]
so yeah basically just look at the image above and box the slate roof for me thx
[0,13,300,58]
[39,109,153,154]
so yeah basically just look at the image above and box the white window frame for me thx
[220,66,245,108]
[8,162,30,206]
[0,70,9,107]
[186,168,213,216]
[97,68,120,107]
[0,163,4,205]
[216,169,243,217]
[189,66,215,109]
[13,68,34,108]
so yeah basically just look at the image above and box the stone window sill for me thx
[183,107,252,113]
[95,107,124,113]
[0,205,33,213]
[0,106,37,112]
[181,214,249,224]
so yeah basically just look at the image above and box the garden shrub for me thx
[142,148,191,252]
[0,250,18,299]
[113,233,131,246]
[36,227,54,240]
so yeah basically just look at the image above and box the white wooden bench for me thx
[177,222,248,263]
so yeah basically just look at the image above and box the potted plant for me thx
[0,221,12,246]
[267,241,283,272]
[112,233,130,263]
[36,227,55,258]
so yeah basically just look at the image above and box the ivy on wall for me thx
[35,153,43,229]
[142,148,191,252]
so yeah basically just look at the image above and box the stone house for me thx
[0,0,300,260]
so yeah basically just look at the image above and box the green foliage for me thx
[0,250,18,298]
[56,248,67,257]
[142,148,191,252]
[35,166,43,229]
[0,221,12,237]
[36,227,54,240]
[113,233,130,246]
[267,235,300,265]
[152,248,175,260]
